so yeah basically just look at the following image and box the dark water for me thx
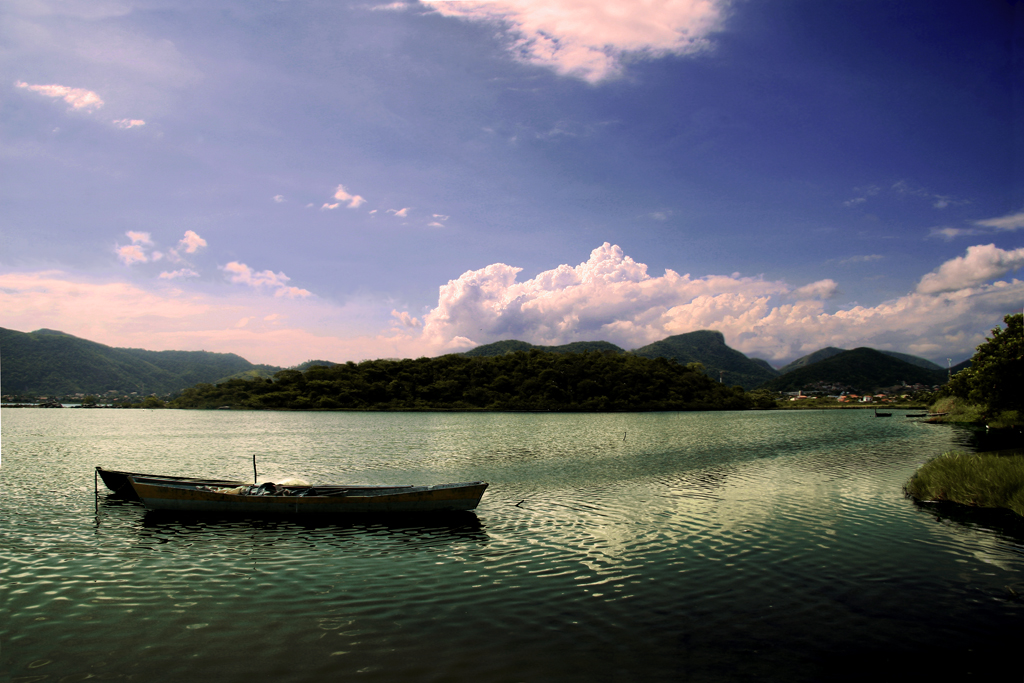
[3,409,1022,682]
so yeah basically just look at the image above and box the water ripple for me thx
[3,409,1023,682]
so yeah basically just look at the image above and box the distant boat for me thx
[873,408,892,417]
[127,476,488,515]
[905,413,928,418]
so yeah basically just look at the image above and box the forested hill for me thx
[778,346,945,374]
[0,327,277,395]
[170,350,756,412]
[630,331,779,389]
[462,340,626,357]
[462,331,778,390]
[758,348,947,393]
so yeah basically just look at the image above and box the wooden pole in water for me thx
[94,467,99,515]
[253,454,257,485]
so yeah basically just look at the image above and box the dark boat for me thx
[873,408,892,417]
[96,467,246,500]
[128,477,488,514]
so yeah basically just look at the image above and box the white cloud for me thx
[391,309,422,328]
[928,226,982,240]
[117,244,147,265]
[916,244,1024,295]
[929,211,1024,240]
[975,211,1024,232]
[159,268,199,280]
[112,118,145,128]
[422,0,727,82]
[383,243,1024,364]
[16,80,104,110]
[388,207,410,217]
[322,203,340,210]
[178,230,207,254]
[791,280,838,300]
[273,195,285,203]
[333,184,367,208]
[222,261,312,298]
[837,254,883,265]
[8,243,1023,370]
[125,231,152,245]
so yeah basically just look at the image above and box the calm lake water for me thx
[3,409,1023,682]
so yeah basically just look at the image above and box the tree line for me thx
[170,349,770,412]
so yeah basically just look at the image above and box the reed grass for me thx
[927,396,986,423]
[904,450,1024,516]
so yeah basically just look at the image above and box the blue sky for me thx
[1,0,1022,367]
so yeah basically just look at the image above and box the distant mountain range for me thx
[0,327,279,396]
[776,346,945,374]
[1,326,955,397]
[759,348,947,393]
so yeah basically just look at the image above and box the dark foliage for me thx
[0,327,274,395]
[170,349,754,412]
[462,339,625,357]
[758,347,947,393]
[939,313,1022,417]
[631,330,779,389]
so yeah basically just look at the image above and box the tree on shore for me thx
[939,313,1023,424]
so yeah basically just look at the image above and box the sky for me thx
[1,0,1022,368]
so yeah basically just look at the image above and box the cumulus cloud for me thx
[16,80,104,110]
[116,231,153,265]
[391,309,422,328]
[383,242,1024,364]
[791,279,838,300]
[422,0,727,82]
[388,207,410,217]
[333,184,367,208]
[916,244,1024,295]
[113,118,145,129]
[223,261,311,298]
[178,230,207,254]
[273,195,285,203]
[117,245,148,265]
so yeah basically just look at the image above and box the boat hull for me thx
[130,478,488,514]
[96,467,245,499]
[96,466,247,499]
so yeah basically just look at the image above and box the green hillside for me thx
[171,350,753,412]
[758,347,946,392]
[777,347,846,374]
[462,340,625,357]
[0,327,275,395]
[779,346,944,374]
[630,330,779,390]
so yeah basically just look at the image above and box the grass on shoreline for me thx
[904,450,1024,516]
